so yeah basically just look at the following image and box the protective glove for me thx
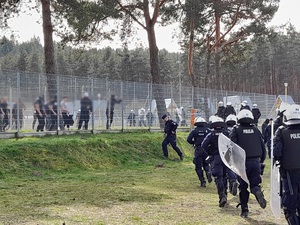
[279,110,286,118]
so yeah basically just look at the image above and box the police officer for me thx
[240,100,251,111]
[230,109,266,218]
[225,114,239,195]
[202,116,238,207]
[187,116,212,187]
[264,118,273,158]
[251,104,261,126]
[224,102,236,120]
[162,114,184,160]
[226,114,237,132]
[215,101,226,120]
[273,104,300,225]
[274,107,287,132]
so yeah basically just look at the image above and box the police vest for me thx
[280,127,300,170]
[235,125,262,158]
[194,127,210,146]
[209,129,229,155]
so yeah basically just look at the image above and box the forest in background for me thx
[2,0,298,128]
[0,23,299,98]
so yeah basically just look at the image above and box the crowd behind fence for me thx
[0,70,279,136]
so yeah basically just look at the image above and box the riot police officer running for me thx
[230,109,267,218]
[187,117,212,187]
[162,114,184,161]
[274,104,300,225]
[202,116,238,207]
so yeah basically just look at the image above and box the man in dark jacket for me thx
[230,109,266,218]
[78,92,93,130]
[106,94,122,129]
[162,114,184,161]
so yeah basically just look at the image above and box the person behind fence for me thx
[175,107,180,124]
[138,107,146,127]
[48,95,58,131]
[127,110,136,127]
[230,109,267,218]
[12,98,26,130]
[34,95,46,132]
[32,101,38,130]
[0,96,10,131]
[224,102,236,120]
[106,94,122,129]
[215,101,225,120]
[180,107,188,126]
[78,92,93,130]
[162,114,184,161]
[187,116,212,187]
[251,103,261,126]
[43,96,52,131]
[61,96,73,130]
[273,104,300,225]
[201,116,239,208]
[146,109,154,126]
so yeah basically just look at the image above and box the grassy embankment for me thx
[0,131,286,225]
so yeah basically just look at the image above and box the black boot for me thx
[219,193,227,207]
[253,189,267,209]
[241,207,249,218]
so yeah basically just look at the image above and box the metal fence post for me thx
[121,81,124,131]
[17,71,20,132]
[91,78,95,132]
[56,74,60,133]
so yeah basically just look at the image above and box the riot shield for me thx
[218,133,249,185]
[270,120,282,219]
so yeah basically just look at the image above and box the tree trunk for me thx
[188,18,196,88]
[41,0,57,97]
[214,9,221,90]
[146,24,165,128]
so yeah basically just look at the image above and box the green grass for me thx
[0,132,286,224]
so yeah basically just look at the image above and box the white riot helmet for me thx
[253,104,257,108]
[283,104,300,125]
[243,100,248,105]
[226,102,232,106]
[226,114,237,126]
[218,101,224,107]
[237,109,254,124]
[194,116,207,127]
[209,115,226,129]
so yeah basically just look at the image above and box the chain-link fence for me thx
[0,70,278,135]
